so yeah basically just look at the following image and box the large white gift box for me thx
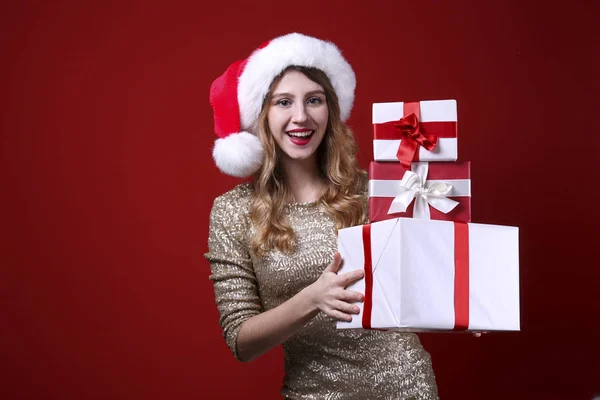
[336,218,520,332]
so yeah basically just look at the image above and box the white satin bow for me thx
[388,162,459,219]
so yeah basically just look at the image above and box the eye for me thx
[307,97,323,105]
[276,99,292,107]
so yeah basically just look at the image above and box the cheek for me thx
[317,109,329,129]
[267,112,285,133]
[266,112,275,131]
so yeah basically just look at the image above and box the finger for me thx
[339,269,365,287]
[327,309,353,322]
[331,300,361,315]
[339,289,365,303]
[324,252,343,274]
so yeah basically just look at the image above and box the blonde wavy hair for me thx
[250,66,368,257]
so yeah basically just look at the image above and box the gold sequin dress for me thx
[205,183,439,399]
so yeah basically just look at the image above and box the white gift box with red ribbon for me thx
[336,218,520,332]
[373,100,458,167]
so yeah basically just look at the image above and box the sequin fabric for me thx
[205,183,439,399]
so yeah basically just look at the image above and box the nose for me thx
[291,103,308,123]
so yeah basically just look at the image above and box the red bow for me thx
[391,113,438,168]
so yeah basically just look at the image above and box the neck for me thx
[279,154,324,203]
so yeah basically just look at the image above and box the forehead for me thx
[271,70,324,94]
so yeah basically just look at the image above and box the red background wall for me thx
[2,1,598,399]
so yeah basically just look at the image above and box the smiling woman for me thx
[266,69,329,163]
[204,32,439,399]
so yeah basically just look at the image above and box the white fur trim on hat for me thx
[212,131,264,178]
[238,32,356,130]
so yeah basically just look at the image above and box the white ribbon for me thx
[387,162,459,219]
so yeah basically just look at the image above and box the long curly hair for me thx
[249,66,368,257]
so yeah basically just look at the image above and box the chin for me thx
[286,150,318,161]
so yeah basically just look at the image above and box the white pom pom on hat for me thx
[209,32,356,177]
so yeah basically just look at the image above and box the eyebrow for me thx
[271,90,326,99]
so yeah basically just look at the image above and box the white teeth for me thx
[287,130,313,138]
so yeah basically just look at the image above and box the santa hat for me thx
[209,32,356,177]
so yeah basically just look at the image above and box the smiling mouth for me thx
[285,130,314,145]
[285,130,314,138]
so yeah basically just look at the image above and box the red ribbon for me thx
[453,222,470,330]
[360,221,470,331]
[373,102,457,168]
[361,224,373,329]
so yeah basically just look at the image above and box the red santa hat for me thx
[209,32,356,177]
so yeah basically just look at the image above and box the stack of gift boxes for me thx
[337,100,520,333]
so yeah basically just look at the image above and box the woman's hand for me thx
[306,252,365,322]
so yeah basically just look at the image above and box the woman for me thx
[205,32,439,399]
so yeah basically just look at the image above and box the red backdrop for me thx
[2,1,598,399]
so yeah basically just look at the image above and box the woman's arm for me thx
[205,192,364,362]
[236,252,364,362]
